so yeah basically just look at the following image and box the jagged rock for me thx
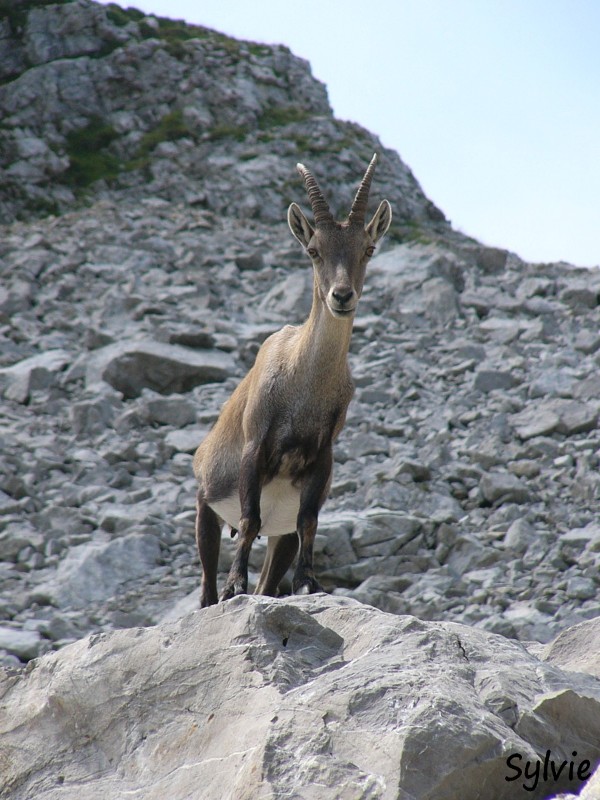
[2,596,600,800]
[70,394,119,436]
[0,626,43,661]
[479,472,531,505]
[559,524,600,556]
[33,533,163,610]
[529,369,577,398]
[473,368,518,393]
[573,330,600,354]
[421,277,459,325]
[445,534,496,575]
[503,517,536,554]
[145,395,197,426]
[554,400,599,436]
[0,349,70,403]
[351,511,421,559]
[164,427,209,454]
[0,481,24,516]
[478,316,522,343]
[512,406,561,440]
[259,271,313,317]
[0,527,35,562]
[85,340,235,397]
[512,399,598,440]
[542,617,600,679]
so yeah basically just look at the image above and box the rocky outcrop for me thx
[1,595,600,800]
[0,0,443,232]
[84,339,235,397]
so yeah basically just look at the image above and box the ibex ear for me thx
[288,202,314,248]
[366,200,392,243]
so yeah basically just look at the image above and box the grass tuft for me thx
[64,117,121,187]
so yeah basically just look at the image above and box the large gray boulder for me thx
[1,595,599,800]
[85,339,235,397]
[0,349,71,403]
[32,533,163,611]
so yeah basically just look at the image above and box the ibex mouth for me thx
[329,305,356,319]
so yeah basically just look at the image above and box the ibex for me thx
[193,154,392,606]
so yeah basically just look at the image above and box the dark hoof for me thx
[292,575,323,595]
[220,578,248,602]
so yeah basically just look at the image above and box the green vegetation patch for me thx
[105,4,145,27]
[136,109,190,158]
[21,195,61,219]
[138,15,241,58]
[64,117,121,187]
[258,106,310,130]
[207,123,248,143]
[126,109,192,170]
[390,221,433,245]
[0,0,73,33]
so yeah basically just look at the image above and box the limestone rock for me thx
[145,395,198,426]
[2,596,600,800]
[473,368,518,393]
[85,340,235,397]
[0,350,71,403]
[0,626,43,661]
[480,472,531,505]
[33,533,163,610]
[512,406,561,440]
[504,518,536,554]
[542,617,600,680]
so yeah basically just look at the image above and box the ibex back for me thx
[193,154,392,606]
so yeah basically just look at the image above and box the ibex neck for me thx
[298,283,354,375]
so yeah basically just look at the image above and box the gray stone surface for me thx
[2,595,600,800]
[0,350,71,403]
[542,617,600,680]
[0,626,43,661]
[34,533,163,610]
[479,472,531,505]
[85,340,235,397]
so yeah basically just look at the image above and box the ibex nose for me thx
[332,288,354,307]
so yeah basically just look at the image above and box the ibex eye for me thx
[307,248,319,259]
[366,246,376,257]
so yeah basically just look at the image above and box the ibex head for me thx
[288,154,392,318]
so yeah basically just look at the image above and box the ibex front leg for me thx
[293,446,333,595]
[220,442,262,601]
[196,492,221,608]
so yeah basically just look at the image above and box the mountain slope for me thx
[0,0,445,234]
[1,0,600,662]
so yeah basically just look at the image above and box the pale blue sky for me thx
[96,0,600,267]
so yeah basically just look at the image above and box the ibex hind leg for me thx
[255,533,299,596]
[196,493,221,608]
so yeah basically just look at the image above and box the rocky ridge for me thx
[2,595,600,800]
[0,0,442,229]
[1,3,600,796]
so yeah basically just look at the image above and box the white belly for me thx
[210,476,301,537]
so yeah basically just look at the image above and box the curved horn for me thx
[296,163,335,227]
[348,153,378,227]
